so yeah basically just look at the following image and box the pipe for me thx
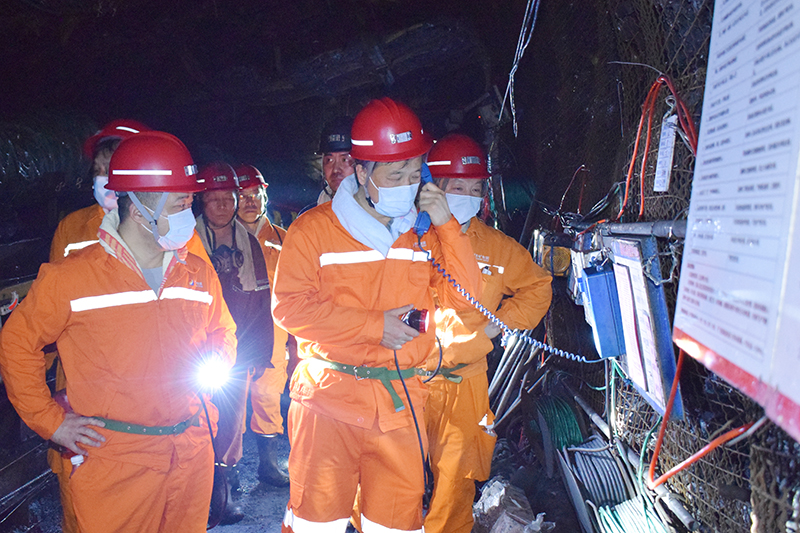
[600,220,686,239]
[494,349,532,418]
[488,331,529,400]
[568,387,700,531]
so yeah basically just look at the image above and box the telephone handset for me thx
[413,162,433,236]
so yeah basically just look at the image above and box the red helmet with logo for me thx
[199,162,238,191]
[107,131,202,193]
[427,134,490,179]
[83,119,151,158]
[234,164,267,189]
[350,98,432,162]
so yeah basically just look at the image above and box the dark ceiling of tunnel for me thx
[1,0,542,240]
[1,0,628,256]
[0,0,520,160]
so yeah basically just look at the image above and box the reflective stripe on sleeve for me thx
[63,240,99,257]
[320,248,427,267]
[160,286,213,305]
[362,515,423,533]
[70,290,157,312]
[282,507,350,533]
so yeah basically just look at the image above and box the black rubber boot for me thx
[209,465,245,526]
[256,434,290,486]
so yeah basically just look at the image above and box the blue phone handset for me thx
[413,162,433,236]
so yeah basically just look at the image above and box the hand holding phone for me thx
[415,163,453,234]
[413,163,433,236]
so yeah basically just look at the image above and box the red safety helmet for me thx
[83,119,151,159]
[234,164,267,189]
[350,98,432,162]
[107,131,203,193]
[199,162,238,191]
[427,134,490,179]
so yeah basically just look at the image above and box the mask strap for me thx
[366,176,378,209]
[360,162,377,208]
[129,192,170,243]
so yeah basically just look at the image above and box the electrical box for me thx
[579,263,625,359]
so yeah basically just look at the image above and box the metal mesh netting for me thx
[524,0,800,531]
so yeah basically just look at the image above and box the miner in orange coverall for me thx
[421,134,552,533]
[272,97,482,533]
[47,118,151,533]
[0,131,237,533]
[235,164,291,486]
[46,120,212,533]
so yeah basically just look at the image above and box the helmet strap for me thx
[360,161,377,208]
[129,191,170,244]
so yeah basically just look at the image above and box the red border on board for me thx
[674,328,800,443]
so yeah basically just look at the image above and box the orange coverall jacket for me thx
[249,218,290,435]
[0,222,237,471]
[271,203,482,433]
[256,218,289,370]
[50,204,106,262]
[423,218,553,379]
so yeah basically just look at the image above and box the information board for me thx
[673,0,800,441]
[610,237,681,417]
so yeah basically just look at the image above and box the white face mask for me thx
[155,208,197,251]
[446,193,482,224]
[93,175,118,211]
[368,176,418,218]
[139,204,197,251]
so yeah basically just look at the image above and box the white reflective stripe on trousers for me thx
[362,515,424,533]
[319,248,428,267]
[63,240,100,257]
[282,507,350,532]
[70,288,212,312]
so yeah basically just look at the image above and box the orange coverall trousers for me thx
[70,433,214,533]
[282,402,426,532]
[424,372,497,533]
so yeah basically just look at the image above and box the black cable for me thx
[393,350,430,492]
[422,335,443,384]
[201,395,226,530]
[416,234,603,364]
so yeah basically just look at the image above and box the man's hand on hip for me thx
[51,412,106,455]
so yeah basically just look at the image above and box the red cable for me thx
[617,80,661,221]
[649,421,755,489]
[638,88,659,220]
[617,75,699,222]
[578,171,587,215]
[646,348,755,489]
[648,348,685,486]
[658,75,698,153]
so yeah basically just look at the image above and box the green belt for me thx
[95,412,200,435]
[417,363,468,383]
[313,359,417,412]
